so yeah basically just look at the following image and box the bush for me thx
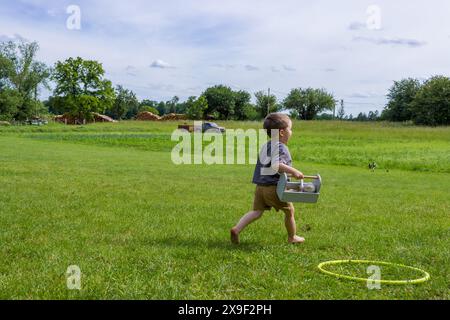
[186,96,208,120]
[410,76,450,126]
[243,103,259,120]
[139,105,159,115]
[382,78,422,122]
[0,89,22,121]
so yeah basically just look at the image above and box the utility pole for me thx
[34,87,38,119]
[333,101,336,119]
[267,88,271,116]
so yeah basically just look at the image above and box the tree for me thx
[0,40,51,120]
[0,53,14,89]
[45,96,67,115]
[139,106,159,115]
[140,99,158,109]
[0,89,22,121]
[156,101,167,115]
[135,99,160,117]
[254,90,278,118]
[186,96,208,119]
[108,85,139,120]
[355,112,368,121]
[315,113,334,120]
[242,103,259,120]
[51,57,115,121]
[382,78,422,122]
[203,85,235,120]
[233,90,252,120]
[368,110,380,121]
[283,88,335,120]
[166,96,180,114]
[410,76,450,126]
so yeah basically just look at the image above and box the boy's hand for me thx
[292,169,305,180]
[278,163,304,179]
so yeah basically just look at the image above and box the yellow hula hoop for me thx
[318,260,430,285]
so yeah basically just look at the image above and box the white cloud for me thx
[150,60,174,69]
[0,33,28,43]
[271,66,281,73]
[353,36,427,47]
[348,21,366,31]
[245,65,259,71]
[282,65,296,72]
[349,92,379,99]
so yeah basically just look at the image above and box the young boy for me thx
[230,113,305,244]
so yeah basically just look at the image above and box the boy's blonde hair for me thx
[263,113,291,137]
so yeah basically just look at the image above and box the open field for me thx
[0,121,449,299]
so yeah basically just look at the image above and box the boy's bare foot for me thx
[288,235,305,244]
[230,228,240,245]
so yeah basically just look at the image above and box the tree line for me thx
[1,39,449,126]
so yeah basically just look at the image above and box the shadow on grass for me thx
[143,236,268,252]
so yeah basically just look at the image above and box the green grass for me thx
[0,120,449,299]
[5,120,448,173]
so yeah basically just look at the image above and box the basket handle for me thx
[287,174,320,180]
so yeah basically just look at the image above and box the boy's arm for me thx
[278,163,304,180]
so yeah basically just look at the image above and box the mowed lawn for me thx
[0,121,449,299]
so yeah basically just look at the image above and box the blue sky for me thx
[1,0,449,115]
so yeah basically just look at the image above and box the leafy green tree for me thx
[289,109,300,120]
[0,54,13,89]
[45,96,67,115]
[108,85,139,120]
[68,95,103,121]
[156,101,167,115]
[139,106,159,115]
[186,96,208,119]
[283,88,335,120]
[381,78,422,122]
[51,57,115,121]
[315,113,334,120]
[176,100,188,114]
[233,90,252,120]
[140,99,158,108]
[243,103,259,120]
[0,40,50,120]
[0,89,22,121]
[283,89,305,119]
[203,85,235,120]
[135,99,165,119]
[166,96,180,114]
[368,110,380,121]
[410,76,450,126]
[185,96,197,118]
[355,112,368,121]
[255,91,278,118]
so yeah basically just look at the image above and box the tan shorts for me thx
[253,185,294,212]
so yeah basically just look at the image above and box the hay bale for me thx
[92,113,116,123]
[160,113,188,121]
[54,114,76,124]
[136,111,162,121]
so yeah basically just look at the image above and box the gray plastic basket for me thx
[277,173,322,203]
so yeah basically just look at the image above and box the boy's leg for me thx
[231,210,264,244]
[283,206,305,244]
